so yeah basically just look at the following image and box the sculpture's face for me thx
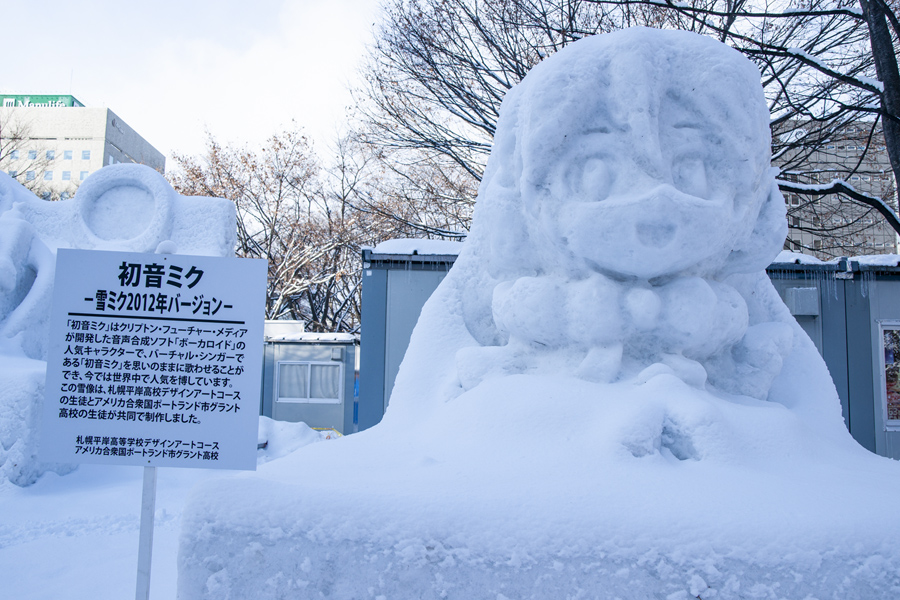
[518,49,769,280]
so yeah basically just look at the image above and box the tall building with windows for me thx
[778,122,898,259]
[0,94,165,200]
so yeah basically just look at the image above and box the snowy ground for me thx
[2,463,212,600]
[0,419,332,600]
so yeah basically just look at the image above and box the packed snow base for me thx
[179,374,900,599]
[178,28,900,598]
[0,164,235,485]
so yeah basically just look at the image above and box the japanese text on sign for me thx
[42,249,266,470]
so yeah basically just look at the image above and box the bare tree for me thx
[168,127,365,332]
[0,108,55,198]
[354,0,608,236]
[358,0,900,255]
[344,136,477,239]
[358,0,604,181]
[582,0,900,257]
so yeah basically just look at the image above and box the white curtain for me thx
[310,364,340,401]
[278,363,308,400]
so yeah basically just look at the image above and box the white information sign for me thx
[41,249,266,470]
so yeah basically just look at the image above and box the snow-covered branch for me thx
[778,177,900,233]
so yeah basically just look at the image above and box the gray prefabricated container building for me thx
[767,255,900,458]
[260,321,358,434]
[358,240,900,460]
[358,241,461,431]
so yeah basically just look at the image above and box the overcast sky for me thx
[4,0,382,164]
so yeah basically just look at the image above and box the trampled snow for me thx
[0,418,333,600]
[174,28,900,599]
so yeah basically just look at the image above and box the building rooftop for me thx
[1,94,84,108]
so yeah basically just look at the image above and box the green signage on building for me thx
[0,94,84,108]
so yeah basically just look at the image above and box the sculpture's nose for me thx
[635,218,676,247]
[632,186,683,248]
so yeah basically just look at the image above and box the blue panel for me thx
[343,345,358,434]
[261,343,275,418]
[384,269,449,409]
[845,279,877,452]
[820,280,851,429]
[861,276,900,458]
[358,268,388,431]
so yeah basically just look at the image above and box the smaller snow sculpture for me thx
[448,28,791,400]
[0,165,236,485]
[0,164,236,360]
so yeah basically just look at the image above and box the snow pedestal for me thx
[177,28,900,598]
[0,165,236,485]
[178,373,900,599]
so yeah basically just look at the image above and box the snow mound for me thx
[0,165,236,485]
[371,238,464,256]
[772,250,826,265]
[177,28,900,598]
[256,417,336,465]
[852,254,900,267]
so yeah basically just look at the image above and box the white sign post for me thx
[41,249,267,599]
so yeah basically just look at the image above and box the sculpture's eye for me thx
[672,156,708,198]
[575,157,613,201]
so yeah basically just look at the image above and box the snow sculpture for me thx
[376,26,858,464]
[452,29,790,400]
[177,29,900,600]
[0,165,236,485]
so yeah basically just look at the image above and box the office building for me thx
[0,94,165,200]
[780,123,898,258]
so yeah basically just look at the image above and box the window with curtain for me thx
[310,365,341,400]
[276,362,341,404]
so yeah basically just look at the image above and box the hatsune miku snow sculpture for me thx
[178,29,887,600]
[377,26,859,464]
[399,27,799,407]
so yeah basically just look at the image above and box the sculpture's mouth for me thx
[635,220,676,247]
